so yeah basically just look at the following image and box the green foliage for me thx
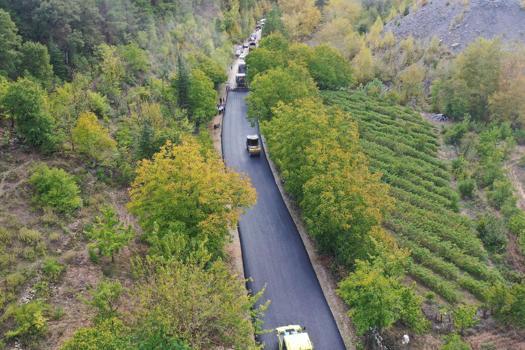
[323,91,499,303]
[188,69,217,126]
[193,54,227,88]
[18,41,53,85]
[29,164,82,214]
[118,43,150,85]
[487,282,525,328]
[0,9,21,77]
[307,45,353,90]
[444,118,470,145]
[87,280,124,323]
[432,38,502,121]
[338,260,426,335]
[85,207,134,263]
[42,258,65,282]
[458,178,475,199]
[1,301,48,340]
[486,179,514,210]
[175,54,190,110]
[442,334,471,350]
[72,112,117,165]
[453,305,479,334]
[129,137,256,260]
[262,5,286,36]
[1,78,57,151]
[247,63,319,121]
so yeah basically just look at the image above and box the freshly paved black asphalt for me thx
[222,91,346,350]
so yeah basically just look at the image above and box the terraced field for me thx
[322,91,503,304]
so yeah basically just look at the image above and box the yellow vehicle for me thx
[276,325,314,350]
[246,135,261,157]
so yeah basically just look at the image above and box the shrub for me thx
[42,258,65,282]
[476,215,508,253]
[508,213,525,235]
[1,301,49,340]
[487,179,514,209]
[442,334,471,350]
[453,304,478,334]
[458,178,475,198]
[18,228,43,245]
[72,112,117,165]
[29,164,82,214]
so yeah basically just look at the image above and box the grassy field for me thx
[322,91,503,304]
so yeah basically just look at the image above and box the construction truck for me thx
[276,325,314,350]
[235,73,247,89]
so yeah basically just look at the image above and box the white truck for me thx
[276,325,314,350]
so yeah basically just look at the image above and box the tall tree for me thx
[0,9,21,78]
[18,41,54,86]
[175,54,190,110]
[72,112,117,165]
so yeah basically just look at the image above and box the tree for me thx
[262,5,286,36]
[352,45,375,84]
[193,54,227,88]
[86,207,134,263]
[18,41,53,86]
[487,282,525,328]
[175,54,190,110]
[96,44,125,103]
[118,42,150,85]
[129,260,263,350]
[453,305,478,335]
[247,64,319,121]
[87,280,124,322]
[338,260,425,335]
[307,44,353,89]
[1,78,57,151]
[72,112,117,165]
[278,0,321,40]
[188,69,217,126]
[29,164,82,214]
[1,301,48,341]
[396,63,425,105]
[0,9,21,77]
[128,137,256,259]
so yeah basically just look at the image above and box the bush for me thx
[42,258,65,282]
[476,215,508,253]
[508,213,525,235]
[458,178,475,198]
[18,228,43,245]
[1,301,49,340]
[29,164,82,214]
[442,334,471,350]
[487,179,514,209]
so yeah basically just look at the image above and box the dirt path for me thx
[504,145,525,210]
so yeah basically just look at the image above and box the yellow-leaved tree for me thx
[72,112,117,165]
[128,137,256,260]
[278,0,321,40]
[352,44,375,84]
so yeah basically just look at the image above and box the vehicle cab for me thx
[246,135,261,156]
[276,325,313,350]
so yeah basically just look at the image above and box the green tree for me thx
[130,260,263,350]
[487,282,525,328]
[128,137,256,259]
[1,301,49,341]
[247,63,319,121]
[72,112,117,165]
[87,280,124,323]
[0,9,21,77]
[307,45,353,90]
[29,164,82,214]
[1,78,57,151]
[175,54,190,110]
[118,42,150,85]
[453,305,478,335]
[442,334,471,350]
[194,54,227,88]
[18,41,54,86]
[338,260,425,335]
[262,5,286,36]
[86,207,134,263]
[188,69,217,126]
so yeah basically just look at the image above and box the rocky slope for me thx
[385,0,525,52]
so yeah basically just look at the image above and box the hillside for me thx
[385,0,525,52]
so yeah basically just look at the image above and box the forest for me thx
[0,0,271,349]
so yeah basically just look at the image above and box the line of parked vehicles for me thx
[232,18,315,350]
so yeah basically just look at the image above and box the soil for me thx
[385,0,525,53]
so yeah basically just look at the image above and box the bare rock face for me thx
[385,0,525,52]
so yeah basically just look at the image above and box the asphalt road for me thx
[222,91,346,350]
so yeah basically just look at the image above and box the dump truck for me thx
[235,73,247,89]
[276,325,313,350]
[246,134,261,156]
